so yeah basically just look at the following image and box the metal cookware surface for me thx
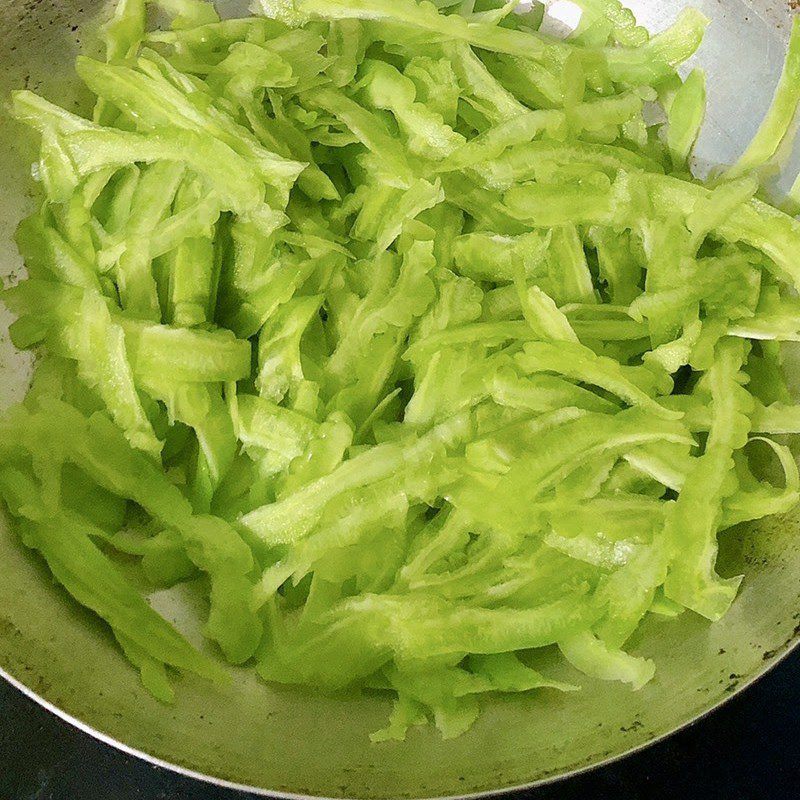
[1,1,799,797]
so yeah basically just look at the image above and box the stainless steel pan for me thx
[1,1,799,797]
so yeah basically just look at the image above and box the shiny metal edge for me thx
[3,629,799,800]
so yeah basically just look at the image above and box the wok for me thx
[1,1,799,797]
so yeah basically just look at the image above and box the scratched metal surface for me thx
[1,2,800,798]
[3,650,799,799]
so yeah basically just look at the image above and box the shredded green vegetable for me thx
[3,0,800,741]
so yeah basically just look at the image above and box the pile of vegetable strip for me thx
[4,0,800,740]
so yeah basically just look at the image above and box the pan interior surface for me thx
[1,1,799,798]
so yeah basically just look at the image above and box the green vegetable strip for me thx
[143,380,236,512]
[15,212,101,292]
[602,8,709,85]
[49,127,265,213]
[664,339,752,620]
[545,225,596,305]
[722,437,800,528]
[726,17,800,179]
[666,68,706,169]
[102,0,147,62]
[166,175,218,327]
[122,320,251,384]
[114,161,185,320]
[443,40,528,124]
[515,341,679,420]
[41,289,164,457]
[359,59,465,159]
[341,593,600,657]
[76,56,304,205]
[237,393,318,463]
[243,412,470,546]
[570,0,648,47]
[35,400,261,662]
[559,631,654,689]
[20,513,227,682]
[256,295,323,403]
[303,87,414,186]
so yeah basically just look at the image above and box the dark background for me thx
[1,651,798,800]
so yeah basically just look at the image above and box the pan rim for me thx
[2,628,799,800]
